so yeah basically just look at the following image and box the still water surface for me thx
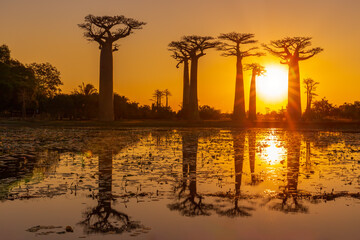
[0,127,359,239]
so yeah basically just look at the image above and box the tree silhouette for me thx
[28,62,62,115]
[268,134,308,213]
[248,131,260,185]
[0,44,10,63]
[152,89,164,108]
[168,133,213,216]
[78,15,146,121]
[181,36,220,120]
[245,63,265,121]
[168,41,190,115]
[74,82,98,96]
[303,78,319,118]
[80,151,142,234]
[263,37,323,121]
[218,33,264,120]
[163,89,171,108]
[216,131,254,217]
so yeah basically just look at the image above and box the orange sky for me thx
[1,0,359,113]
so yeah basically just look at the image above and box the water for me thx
[0,127,359,239]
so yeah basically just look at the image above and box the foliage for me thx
[73,82,98,96]
[312,98,335,119]
[28,62,63,98]
[199,105,221,120]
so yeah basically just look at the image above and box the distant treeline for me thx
[1,44,359,121]
[0,44,224,120]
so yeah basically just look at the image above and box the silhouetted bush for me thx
[199,105,221,120]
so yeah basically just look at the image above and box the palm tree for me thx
[152,89,164,109]
[74,82,98,95]
[218,33,264,121]
[263,37,323,121]
[163,89,172,108]
[245,63,265,121]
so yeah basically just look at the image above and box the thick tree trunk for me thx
[188,57,199,120]
[248,131,256,184]
[287,60,301,121]
[182,133,198,197]
[286,134,300,194]
[182,60,190,117]
[232,131,245,195]
[233,56,245,120]
[98,150,113,207]
[249,71,257,121]
[99,42,114,121]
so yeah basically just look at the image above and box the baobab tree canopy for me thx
[262,37,323,64]
[78,15,146,47]
[168,41,190,68]
[218,33,263,58]
[78,15,145,121]
[263,37,323,121]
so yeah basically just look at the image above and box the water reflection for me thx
[248,131,260,185]
[1,127,360,239]
[215,131,254,217]
[269,133,308,213]
[79,150,142,234]
[168,133,214,216]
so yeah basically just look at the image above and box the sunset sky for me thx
[1,0,359,113]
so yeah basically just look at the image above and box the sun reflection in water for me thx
[258,132,286,165]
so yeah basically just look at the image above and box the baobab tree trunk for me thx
[188,57,200,120]
[182,60,190,116]
[99,42,114,121]
[249,71,257,121]
[98,150,113,208]
[287,134,300,194]
[233,57,245,120]
[287,60,301,121]
[233,132,245,195]
[248,131,256,184]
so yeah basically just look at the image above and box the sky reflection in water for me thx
[0,127,359,239]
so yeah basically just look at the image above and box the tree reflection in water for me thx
[168,132,214,216]
[269,133,308,213]
[79,151,142,234]
[216,131,255,217]
[248,131,261,185]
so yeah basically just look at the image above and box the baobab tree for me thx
[245,63,265,121]
[168,41,190,115]
[182,36,220,120]
[218,33,264,121]
[78,15,146,121]
[263,37,323,121]
[303,78,319,118]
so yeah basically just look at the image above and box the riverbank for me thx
[1,119,360,131]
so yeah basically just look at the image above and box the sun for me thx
[256,65,288,101]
